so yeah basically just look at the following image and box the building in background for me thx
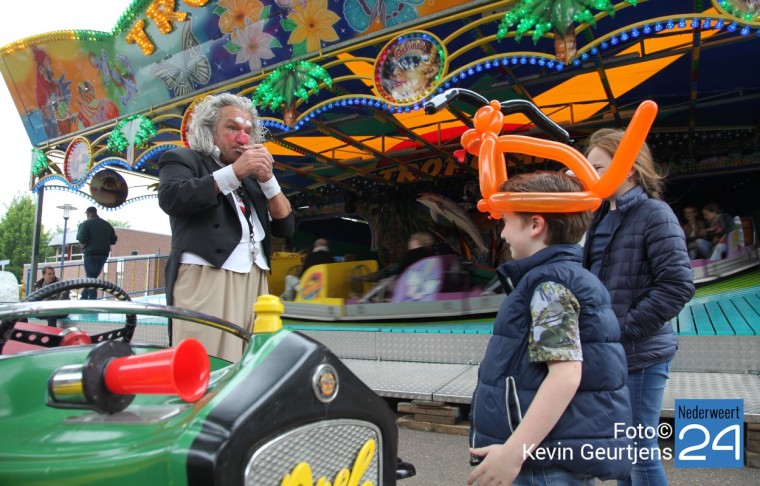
[23,228,171,298]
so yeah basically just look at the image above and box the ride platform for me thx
[36,275,760,424]
[287,282,760,423]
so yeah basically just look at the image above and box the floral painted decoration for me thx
[217,0,280,72]
[282,0,340,56]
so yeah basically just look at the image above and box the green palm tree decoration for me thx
[31,148,49,177]
[496,0,638,62]
[107,114,157,165]
[252,60,332,128]
[718,0,760,22]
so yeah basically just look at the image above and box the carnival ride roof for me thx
[1,0,759,212]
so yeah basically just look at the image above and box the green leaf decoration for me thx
[719,0,760,21]
[293,42,307,58]
[224,41,241,54]
[295,86,309,102]
[31,148,49,177]
[213,5,227,17]
[303,77,318,91]
[107,114,157,153]
[252,60,333,118]
[261,5,271,21]
[280,18,298,32]
[497,0,637,43]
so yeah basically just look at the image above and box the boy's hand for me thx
[467,444,522,485]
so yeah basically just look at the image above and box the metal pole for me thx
[29,187,45,296]
[60,216,68,278]
[56,204,77,280]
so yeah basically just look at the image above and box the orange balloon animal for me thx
[461,100,658,218]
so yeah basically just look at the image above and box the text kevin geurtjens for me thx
[523,443,671,465]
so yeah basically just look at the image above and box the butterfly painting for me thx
[149,20,211,98]
[343,0,424,33]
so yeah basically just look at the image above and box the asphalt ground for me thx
[396,424,760,485]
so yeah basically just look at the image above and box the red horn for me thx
[103,338,210,402]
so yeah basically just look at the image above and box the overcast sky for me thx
[0,0,171,234]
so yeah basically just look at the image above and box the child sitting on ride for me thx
[467,172,631,485]
[351,232,437,303]
[394,232,436,276]
[695,203,736,261]
[681,205,707,260]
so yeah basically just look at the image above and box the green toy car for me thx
[0,279,414,485]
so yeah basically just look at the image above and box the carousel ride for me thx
[2,2,760,318]
[2,1,760,261]
[2,2,760,467]
[281,85,657,323]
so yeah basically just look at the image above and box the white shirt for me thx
[180,147,270,272]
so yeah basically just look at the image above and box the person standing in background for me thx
[76,206,117,300]
[583,128,694,486]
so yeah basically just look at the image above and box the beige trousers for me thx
[172,263,268,362]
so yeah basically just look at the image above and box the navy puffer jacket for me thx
[583,186,695,371]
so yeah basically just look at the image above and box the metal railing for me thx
[24,253,168,300]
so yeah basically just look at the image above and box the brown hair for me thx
[702,202,721,214]
[585,128,665,200]
[499,171,592,245]
[409,232,434,248]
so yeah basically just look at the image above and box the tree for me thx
[0,195,51,281]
